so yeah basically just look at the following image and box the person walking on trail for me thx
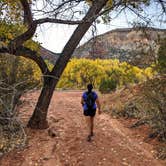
[81,83,101,142]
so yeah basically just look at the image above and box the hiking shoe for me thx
[87,135,91,142]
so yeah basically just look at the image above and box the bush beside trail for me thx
[0,55,41,156]
[0,82,26,156]
[57,58,154,91]
[124,76,166,142]
[102,75,166,159]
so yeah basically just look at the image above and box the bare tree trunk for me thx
[27,77,57,129]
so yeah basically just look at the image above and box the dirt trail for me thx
[0,91,165,166]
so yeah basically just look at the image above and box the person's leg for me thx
[89,109,96,136]
[85,116,92,141]
[84,109,96,141]
[85,116,91,135]
[90,116,94,136]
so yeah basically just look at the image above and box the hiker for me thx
[81,83,101,141]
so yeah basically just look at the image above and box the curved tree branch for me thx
[158,0,166,14]
[8,18,83,54]
[8,0,82,53]
[35,18,82,25]
[48,0,84,17]
[8,0,36,53]
[15,46,49,74]
[20,0,33,25]
[98,1,122,17]
[8,23,37,54]
[0,46,49,74]
[127,6,152,24]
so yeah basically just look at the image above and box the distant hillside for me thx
[73,27,166,67]
[40,46,60,64]
[40,27,166,67]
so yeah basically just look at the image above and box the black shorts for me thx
[83,109,96,117]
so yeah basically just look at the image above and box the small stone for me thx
[48,127,57,137]
[43,157,50,160]
[122,162,128,165]
[151,150,154,153]
[29,161,33,165]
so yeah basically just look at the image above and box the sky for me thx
[35,19,128,53]
[34,1,166,53]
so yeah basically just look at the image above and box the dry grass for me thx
[102,75,166,159]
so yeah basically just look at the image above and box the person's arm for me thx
[96,98,101,114]
[81,97,84,106]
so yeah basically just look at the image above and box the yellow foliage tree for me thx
[57,58,154,90]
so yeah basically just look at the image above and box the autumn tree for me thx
[0,0,165,129]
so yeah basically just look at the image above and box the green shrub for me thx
[156,38,166,74]
[99,78,117,93]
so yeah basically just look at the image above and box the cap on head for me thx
[87,83,93,92]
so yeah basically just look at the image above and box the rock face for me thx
[40,27,166,67]
[73,27,166,67]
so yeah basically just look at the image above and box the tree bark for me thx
[27,76,57,129]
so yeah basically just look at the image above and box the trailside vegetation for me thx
[102,40,166,159]
[156,38,166,74]
[57,58,154,91]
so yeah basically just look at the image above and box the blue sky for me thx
[35,1,166,53]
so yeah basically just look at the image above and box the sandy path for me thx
[0,91,165,166]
